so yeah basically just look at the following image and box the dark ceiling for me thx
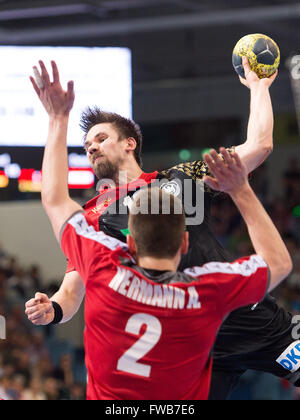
[0,0,299,84]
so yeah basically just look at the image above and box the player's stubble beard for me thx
[93,155,124,184]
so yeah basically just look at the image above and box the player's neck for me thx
[138,257,178,273]
[117,160,143,186]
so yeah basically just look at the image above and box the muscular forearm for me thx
[51,289,83,323]
[25,271,85,326]
[42,116,70,206]
[51,271,85,323]
[230,184,292,290]
[235,84,274,173]
[41,115,82,240]
[247,84,273,149]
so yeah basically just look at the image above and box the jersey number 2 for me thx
[117,313,162,378]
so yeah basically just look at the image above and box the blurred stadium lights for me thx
[201,148,211,158]
[0,2,300,42]
[179,149,191,161]
[0,170,8,188]
[17,168,95,192]
[293,205,300,218]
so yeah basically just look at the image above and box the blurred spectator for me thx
[69,383,85,400]
[283,158,300,210]
[249,163,270,205]
[27,330,50,366]
[10,374,26,400]
[53,354,74,388]
[35,355,55,379]
[7,268,27,300]
[2,256,19,279]
[0,245,85,400]
[43,377,60,401]
[22,377,46,401]
[0,376,14,400]
[269,200,292,234]
[52,353,74,399]
[27,265,42,291]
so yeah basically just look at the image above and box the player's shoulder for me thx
[184,255,268,279]
[158,160,207,182]
[62,211,129,253]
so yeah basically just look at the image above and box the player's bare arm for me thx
[31,60,82,240]
[203,147,292,291]
[25,271,85,325]
[234,56,277,174]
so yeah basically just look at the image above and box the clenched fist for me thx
[25,292,54,326]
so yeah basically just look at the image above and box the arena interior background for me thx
[0,0,299,400]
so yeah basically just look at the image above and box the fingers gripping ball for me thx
[232,34,280,79]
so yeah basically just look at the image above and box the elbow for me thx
[263,142,273,156]
[269,255,293,290]
[283,255,293,278]
[41,193,49,210]
[260,140,273,160]
[41,193,52,210]
[277,255,293,282]
[264,134,274,153]
[253,142,273,170]
[41,193,60,212]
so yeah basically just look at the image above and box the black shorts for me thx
[209,295,300,400]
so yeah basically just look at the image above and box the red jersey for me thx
[61,211,269,400]
[65,171,158,273]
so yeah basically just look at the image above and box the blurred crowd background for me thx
[0,257,86,400]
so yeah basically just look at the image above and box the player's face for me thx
[84,123,127,180]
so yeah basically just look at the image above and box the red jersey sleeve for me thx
[60,211,129,281]
[184,255,269,315]
[65,259,76,274]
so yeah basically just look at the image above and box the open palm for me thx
[30,60,75,117]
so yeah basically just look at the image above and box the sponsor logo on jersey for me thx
[91,198,112,214]
[276,340,300,372]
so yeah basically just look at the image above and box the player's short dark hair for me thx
[128,188,185,259]
[80,106,143,167]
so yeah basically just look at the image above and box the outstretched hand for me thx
[239,56,278,89]
[30,60,75,117]
[203,148,248,195]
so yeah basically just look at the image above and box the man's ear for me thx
[127,235,137,255]
[181,231,189,255]
[125,137,137,152]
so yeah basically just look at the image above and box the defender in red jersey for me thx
[60,206,269,400]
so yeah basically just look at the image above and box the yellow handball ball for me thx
[232,33,280,79]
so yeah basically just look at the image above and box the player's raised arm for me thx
[30,61,82,240]
[203,148,292,291]
[234,56,277,174]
